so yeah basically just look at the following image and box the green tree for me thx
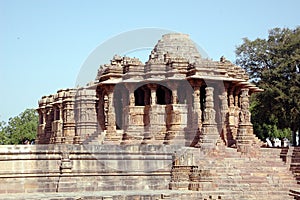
[236,27,300,140]
[0,109,38,144]
[0,121,9,144]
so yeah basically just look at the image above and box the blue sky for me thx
[0,0,299,122]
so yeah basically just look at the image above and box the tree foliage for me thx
[0,109,38,144]
[0,121,9,144]
[236,27,300,140]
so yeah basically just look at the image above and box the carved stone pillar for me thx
[234,88,240,130]
[141,86,151,144]
[147,84,167,143]
[123,84,144,143]
[164,82,178,144]
[122,83,140,144]
[52,104,64,144]
[96,88,106,132]
[229,89,234,108]
[50,106,57,144]
[228,87,237,144]
[193,86,202,128]
[44,95,54,144]
[121,88,129,132]
[53,106,57,121]
[142,86,150,106]
[59,105,63,120]
[203,87,216,124]
[129,87,135,106]
[41,110,47,143]
[74,88,98,144]
[236,88,258,155]
[170,83,178,105]
[42,110,46,124]
[107,87,116,132]
[36,106,46,144]
[149,84,157,105]
[122,84,133,133]
[196,87,221,149]
[47,107,54,143]
[219,88,232,147]
[62,89,76,144]
[165,103,188,145]
[186,85,203,147]
[49,105,58,144]
[104,85,119,142]
[56,105,64,143]
[104,95,108,128]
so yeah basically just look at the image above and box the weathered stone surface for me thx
[36,33,263,147]
[1,145,298,199]
[2,33,298,199]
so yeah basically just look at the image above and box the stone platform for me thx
[0,190,211,200]
[0,145,299,200]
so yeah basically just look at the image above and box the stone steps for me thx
[82,131,104,144]
[290,189,300,200]
[180,147,299,199]
[280,147,300,185]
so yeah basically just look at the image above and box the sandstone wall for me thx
[0,144,176,193]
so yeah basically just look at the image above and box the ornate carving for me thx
[239,89,251,125]
[36,33,260,147]
[60,151,72,173]
[129,92,135,106]
[148,84,157,105]
[203,87,216,124]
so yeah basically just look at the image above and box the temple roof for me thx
[94,33,262,93]
[147,33,202,64]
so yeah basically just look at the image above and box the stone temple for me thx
[0,33,299,199]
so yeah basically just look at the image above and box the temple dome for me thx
[147,33,202,64]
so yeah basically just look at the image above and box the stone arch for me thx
[134,83,172,106]
[133,85,151,106]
